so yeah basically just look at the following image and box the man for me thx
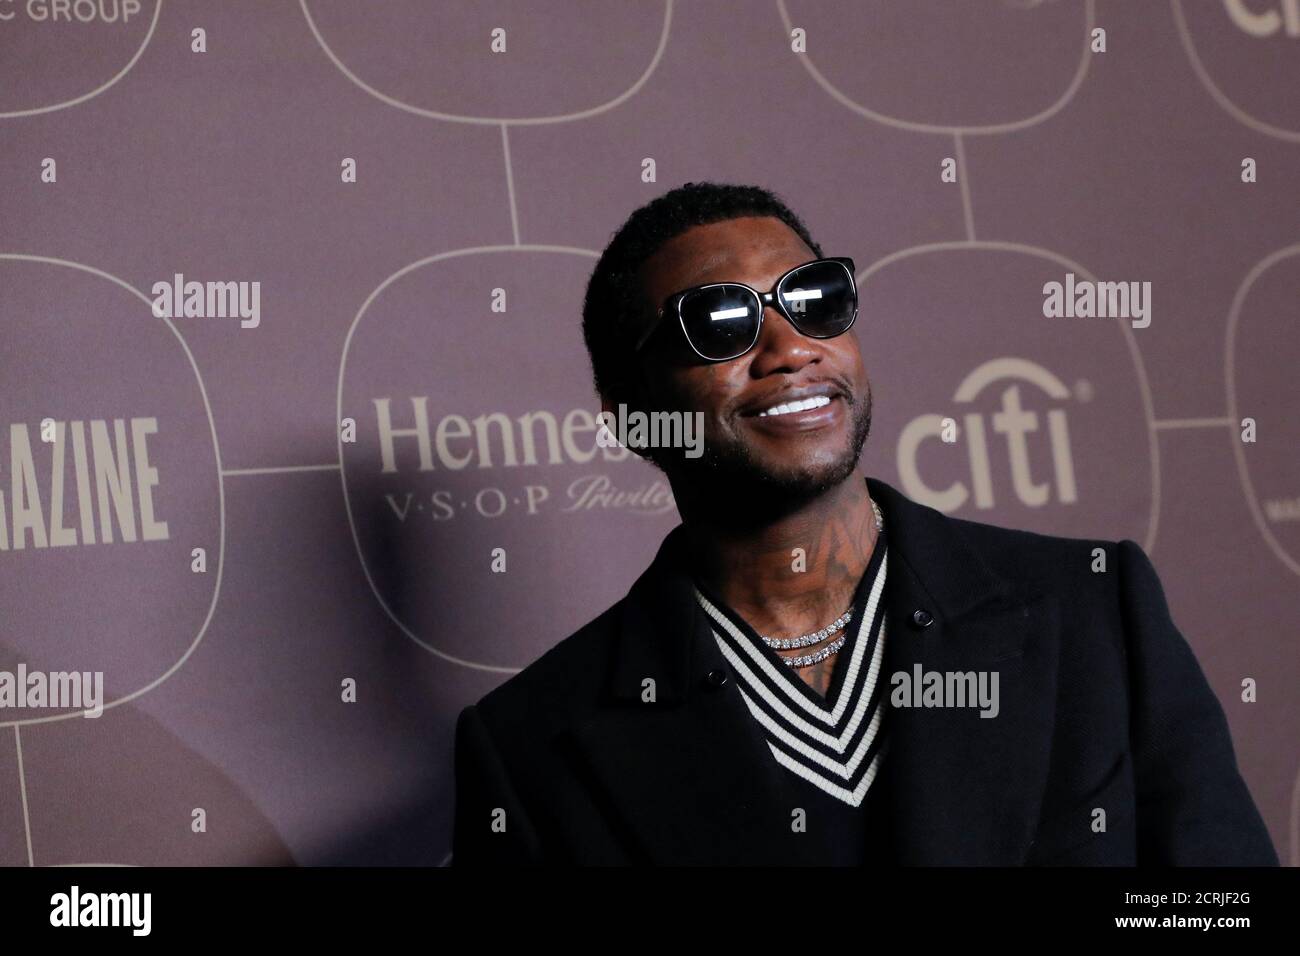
[452,182,1278,866]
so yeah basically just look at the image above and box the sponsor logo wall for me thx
[1,0,1296,865]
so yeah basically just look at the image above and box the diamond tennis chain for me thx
[762,498,883,669]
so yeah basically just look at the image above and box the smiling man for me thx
[452,182,1278,866]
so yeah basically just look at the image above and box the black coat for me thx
[452,476,1278,865]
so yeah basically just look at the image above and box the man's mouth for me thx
[738,383,844,418]
[757,395,833,418]
[739,389,845,433]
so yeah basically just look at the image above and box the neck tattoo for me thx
[761,499,883,669]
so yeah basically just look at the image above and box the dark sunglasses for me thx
[633,256,858,362]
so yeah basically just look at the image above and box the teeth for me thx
[758,395,832,417]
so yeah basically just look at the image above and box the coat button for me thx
[911,608,934,628]
[704,668,728,689]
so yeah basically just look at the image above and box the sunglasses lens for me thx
[778,260,857,337]
[678,284,761,360]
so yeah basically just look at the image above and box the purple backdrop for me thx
[1,0,1296,866]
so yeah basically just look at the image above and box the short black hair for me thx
[581,181,823,406]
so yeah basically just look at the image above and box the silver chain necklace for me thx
[762,499,883,669]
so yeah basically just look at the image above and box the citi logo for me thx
[897,358,1079,513]
[1223,0,1300,37]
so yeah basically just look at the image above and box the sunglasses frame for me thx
[633,256,858,362]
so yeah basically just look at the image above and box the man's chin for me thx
[747,456,862,501]
[669,443,861,509]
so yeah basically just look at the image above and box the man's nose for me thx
[746,303,818,376]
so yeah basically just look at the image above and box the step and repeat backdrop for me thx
[1,0,1296,865]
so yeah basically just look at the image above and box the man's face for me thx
[623,215,873,502]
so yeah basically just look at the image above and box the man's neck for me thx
[679,475,879,637]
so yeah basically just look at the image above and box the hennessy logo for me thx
[371,397,633,472]
[361,399,678,521]
[897,358,1079,513]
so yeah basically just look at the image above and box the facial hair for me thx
[654,379,873,524]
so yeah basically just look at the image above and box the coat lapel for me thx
[868,477,1059,865]
[567,526,817,864]
[567,476,1059,865]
